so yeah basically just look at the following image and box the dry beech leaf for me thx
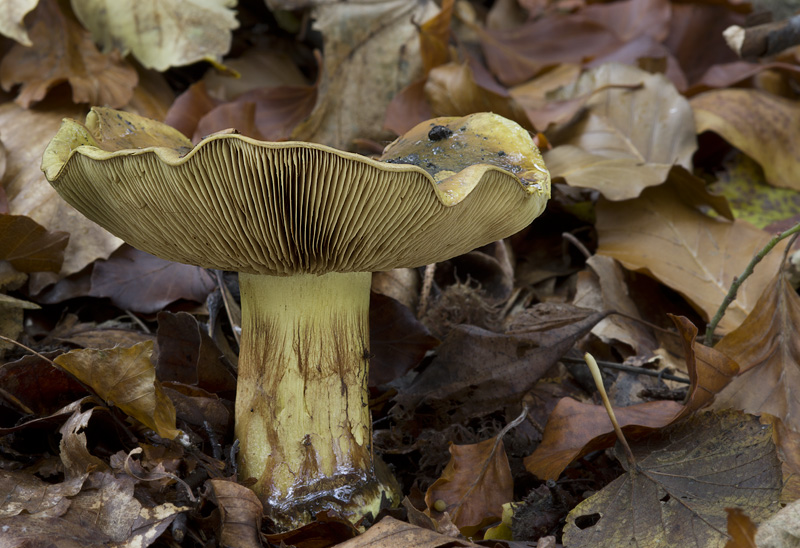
[53,341,181,440]
[582,0,671,43]
[713,271,800,432]
[336,516,482,548]
[70,0,239,71]
[0,101,122,283]
[545,63,697,201]
[0,0,137,108]
[0,0,39,46]
[419,0,453,74]
[761,414,800,503]
[89,245,216,315]
[425,437,513,535]
[202,48,308,102]
[525,315,738,479]
[508,63,583,132]
[384,79,434,136]
[691,89,800,191]
[477,12,622,86]
[424,62,529,127]
[0,214,68,273]
[206,479,263,548]
[572,254,657,355]
[563,410,782,548]
[291,0,437,149]
[596,179,785,333]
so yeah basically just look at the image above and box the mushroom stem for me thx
[235,271,396,528]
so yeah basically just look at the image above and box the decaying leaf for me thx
[58,406,108,478]
[596,177,786,333]
[725,508,758,548]
[0,0,39,46]
[0,101,121,282]
[53,341,181,440]
[425,436,513,535]
[70,0,239,71]
[692,88,800,191]
[369,292,439,387]
[756,498,800,548]
[713,270,800,432]
[563,410,781,548]
[0,0,137,108]
[335,516,482,548]
[0,213,68,273]
[89,245,216,314]
[206,479,263,548]
[291,0,437,149]
[525,316,738,479]
[545,63,697,201]
[0,469,85,517]
[392,310,607,425]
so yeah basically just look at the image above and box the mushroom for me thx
[41,108,550,529]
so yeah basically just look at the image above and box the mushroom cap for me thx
[42,108,550,276]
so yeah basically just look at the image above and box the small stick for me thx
[584,353,636,466]
[703,220,800,346]
[724,15,800,58]
[561,356,690,384]
[417,263,437,318]
[562,231,592,260]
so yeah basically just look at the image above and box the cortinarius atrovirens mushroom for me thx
[41,108,550,529]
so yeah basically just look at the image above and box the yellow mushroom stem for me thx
[235,271,398,528]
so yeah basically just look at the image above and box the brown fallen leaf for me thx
[0,100,121,284]
[206,479,263,548]
[70,0,239,71]
[595,177,786,333]
[572,255,657,356]
[425,436,513,536]
[335,516,482,547]
[713,270,800,432]
[58,406,108,478]
[563,410,781,548]
[545,63,697,201]
[0,214,68,273]
[53,341,181,440]
[89,245,216,314]
[391,310,607,426]
[424,62,529,128]
[524,316,738,479]
[760,414,800,502]
[0,469,86,518]
[0,0,137,108]
[155,311,236,394]
[691,89,800,191]
[476,12,622,86]
[291,0,437,149]
[725,508,758,548]
[369,292,439,387]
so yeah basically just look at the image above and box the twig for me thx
[703,221,800,346]
[562,231,592,260]
[417,263,437,318]
[584,353,635,466]
[561,355,690,384]
[724,15,800,58]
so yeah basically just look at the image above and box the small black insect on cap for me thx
[428,125,453,141]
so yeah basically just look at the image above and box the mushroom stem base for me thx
[235,271,398,529]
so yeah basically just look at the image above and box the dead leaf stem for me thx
[703,221,800,346]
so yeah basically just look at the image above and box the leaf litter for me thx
[3,0,800,546]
